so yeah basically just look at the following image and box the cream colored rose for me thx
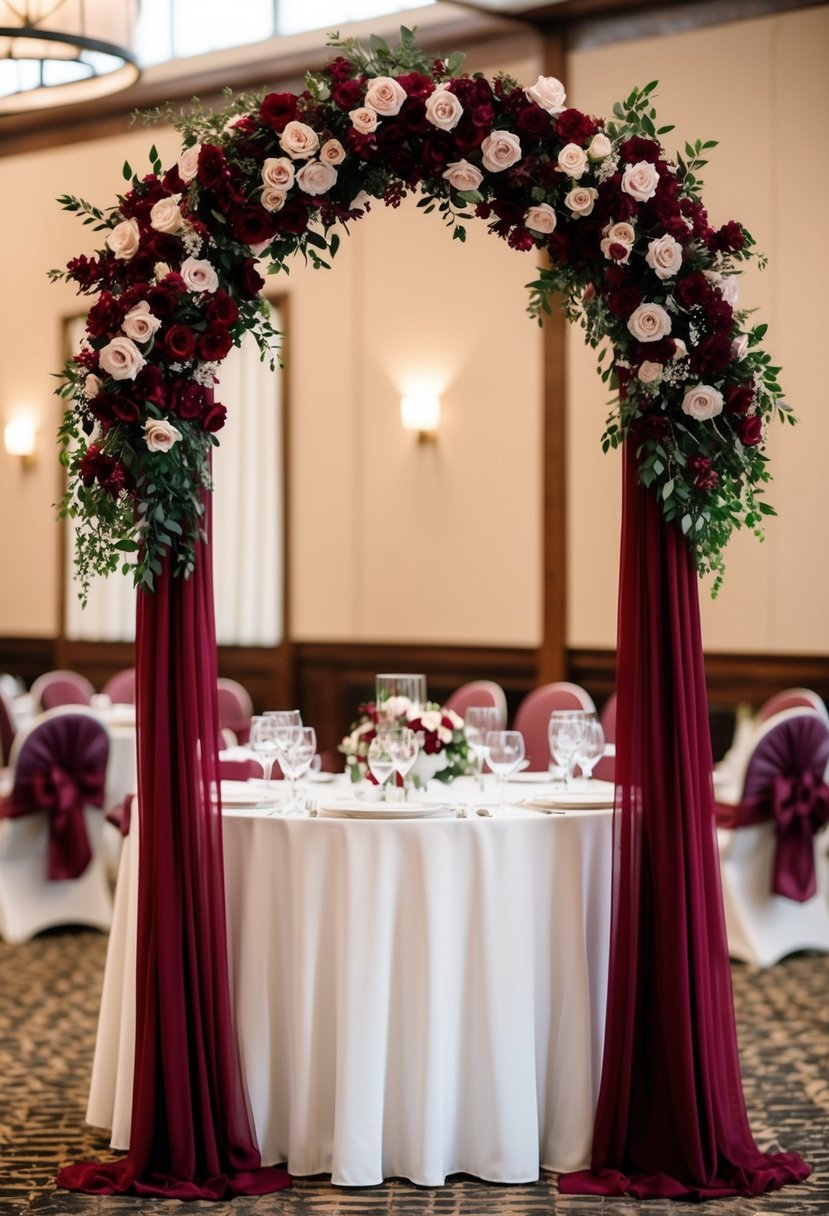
[106,218,141,261]
[261,186,287,213]
[481,130,522,172]
[621,160,660,202]
[525,203,557,235]
[83,374,102,398]
[626,302,672,342]
[144,418,183,452]
[600,236,631,263]
[279,120,320,160]
[177,143,202,183]
[731,333,749,360]
[638,361,663,384]
[99,335,146,381]
[672,338,688,360]
[296,160,338,196]
[149,196,183,234]
[122,301,161,343]
[419,710,443,733]
[524,74,566,114]
[261,156,295,190]
[605,221,636,245]
[153,262,172,282]
[721,275,739,308]
[364,75,407,116]
[180,256,219,294]
[320,138,346,166]
[564,186,598,217]
[425,88,463,131]
[681,384,724,421]
[349,106,378,134]
[557,142,588,179]
[442,159,483,193]
[588,132,612,161]
[646,233,683,279]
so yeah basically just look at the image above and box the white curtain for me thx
[65,305,283,647]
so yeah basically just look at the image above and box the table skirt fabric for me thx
[88,805,612,1186]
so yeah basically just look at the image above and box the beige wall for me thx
[567,5,829,654]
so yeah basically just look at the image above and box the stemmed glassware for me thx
[279,726,317,812]
[375,673,426,723]
[548,710,588,789]
[575,714,606,784]
[464,706,501,788]
[484,729,526,813]
[367,732,395,799]
[248,714,281,806]
[388,727,419,800]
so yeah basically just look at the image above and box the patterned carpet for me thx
[1,930,827,1216]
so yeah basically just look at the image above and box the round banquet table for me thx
[87,777,612,1187]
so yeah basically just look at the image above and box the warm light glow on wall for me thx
[400,393,440,443]
[4,415,37,470]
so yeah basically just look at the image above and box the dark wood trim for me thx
[0,637,57,689]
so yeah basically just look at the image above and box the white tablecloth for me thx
[87,779,612,1186]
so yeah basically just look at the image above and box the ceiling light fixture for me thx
[0,1,140,115]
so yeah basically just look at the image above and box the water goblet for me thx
[484,730,526,813]
[548,710,588,789]
[264,709,303,774]
[367,733,395,800]
[248,714,281,808]
[280,726,317,813]
[464,706,501,788]
[575,714,605,784]
[375,673,426,724]
[388,727,419,801]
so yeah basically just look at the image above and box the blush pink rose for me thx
[122,301,161,343]
[296,160,338,195]
[646,234,683,279]
[637,360,663,384]
[672,338,689,360]
[588,132,612,160]
[349,106,378,134]
[524,74,566,114]
[149,196,183,234]
[262,157,295,189]
[557,142,588,179]
[261,187,287,212]
[681,384,724,421]
[177,143,202,183]
[442,160,483,192]
[731,333,749,360]
[320,138,346,166]
[83,373,102,398]
[425,88,463,131]
[144,418,183,452]
[481,130,522,172]
[106,218,141,260]
[279,120,320,160]
[564,186,598,217]
[621,160,660,202]
[99,335,146,381]
[180,256,219,294]
[364,75,407,116]
[525,203,557,234]
[627,302,672,342]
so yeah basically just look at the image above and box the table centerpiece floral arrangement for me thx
[339,697,470,786]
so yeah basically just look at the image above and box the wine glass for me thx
[264,709,302,773]
[464,706,500,788]
[279,726,317,813]
[575,714,605,784]
[388,727,419,800]
[366,733,395,799]
[484,730,525,812]
[375,673,426,723]
[248,714,281,807]
[548,710,588,789]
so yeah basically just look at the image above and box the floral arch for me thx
[54,27,808,1206]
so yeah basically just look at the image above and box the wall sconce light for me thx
[400,394,440,443]
[4,416,37,471]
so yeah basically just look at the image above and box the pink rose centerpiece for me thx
[339,698,470,786]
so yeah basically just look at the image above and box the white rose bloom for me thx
[481,130,522,172]
[382,696,411,720]
[564,186,598,217]
[349,106,379,134]
[638,361,663,384]
[524,74,566,114]
[720,275,740,307]
[442,160,483,193]
[525,203,557,235]
[731,333,749,360]
[83,374,102,399]
[180,256,219,294]
[261,187,287,212]
[144,418,183,452]
[177,143,202,183]
[681,384,724,421]
[557,142,588,179]
[261,157,295,190]
[122,301,161,343]
[419,710,443,733]
[645,233,683,279]
[149,196,183,234]
[99,335,146,381]
[621,160,660,202]
[425,88,463,131]
[627,302,672,343]
[672,338,689,360]
[106,218,141,261]
[296,160,338,196]
[279,119,320,160]
[364,75,407,116]
[320,138,346,166]
[437,725,453,744]
[153,262,172,282]
[588,132,613,160]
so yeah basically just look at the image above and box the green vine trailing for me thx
[51,27,789,600]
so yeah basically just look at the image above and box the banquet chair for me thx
[591,692,618,783]
[715,709,829,968]
[0,688,16,768]
[0,706,113,944]
[444,679,507,727]
[513,682,597,771]
[217,677,254,745]
[29,669,95,712]
[102,667,136,705]
[756,687,829,725]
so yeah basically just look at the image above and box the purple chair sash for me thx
[715,712,829,903]
[2,713,108,881]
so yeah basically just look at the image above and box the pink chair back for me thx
[217,678,254,745]
[600,692,617,745]
[103,668,136,705]
[0,689,16,767]
[30,670,95,713]
[513,682,596,771]
[756,688,828,725]
[444,680,507,727]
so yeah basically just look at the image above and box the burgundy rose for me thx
[326,55,354,84]
[146,282,181,318]
[174,382,207,419]
[136,364,167,407]
[259,92,298,132]
[79,444,103,486]
[397,97,428,135]
[231,207,276,247]
[516,103,552,141]
[86,292,123,339]
[554,108,599,144]
[98,457,127,497]
[227,115,257,138]
[631,414,672,440]
[547,230,571,265]
[640,338,676,364]
[397,71,434,100]
[605,285,644,319]
[688,454,719,491]
[737,413,763,446]
[199,329,234,361]
[202,400,228,432]
[508,227,535,252]
[702,296,734,331]
[206,291,239,328]
[110,393,142,424]
[690,333,733,376]
[469,101,495,129]
[332,79,364,110]
[235,258,265,299]
[419,135,452,176]
[725,383,754,415]
[163,324,198,361]
[618,135,660,164]
[710,220,745,253]
[451,118,486,155]
[345,129,377,158]
[273,198,309,235]
[66,254,101,290]
[675,271,712,309]
[196,144,227,190]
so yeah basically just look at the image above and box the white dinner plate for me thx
[508,770,557,784]
[219,781,271,807]
[306,771,336,784]
[318,799,453,820]
[519,792,614,812]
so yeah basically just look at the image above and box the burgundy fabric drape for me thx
[560,443,811,1200]
[57,495,290,1199]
